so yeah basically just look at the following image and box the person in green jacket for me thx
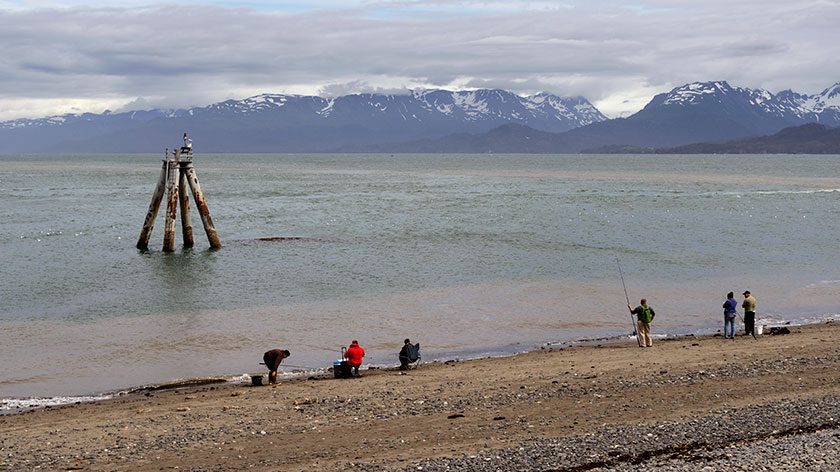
[628,298,656,347]
[742,291,757,336]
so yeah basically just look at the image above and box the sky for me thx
[1,0,839,121]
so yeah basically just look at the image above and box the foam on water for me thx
[0,394,113,415]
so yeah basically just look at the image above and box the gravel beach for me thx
[2,322,839,471]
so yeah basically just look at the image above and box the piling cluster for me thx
[136,134,221,251]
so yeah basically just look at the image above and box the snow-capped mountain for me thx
[556,81,840,152]
[645,81,840,127]
[3,82,838,153]
[181,89,605,129]
[356,81,840,153]
[0,89,605,153]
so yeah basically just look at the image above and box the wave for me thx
[703,188,840,197]
[1,394,113,414]
[754,189,840,195]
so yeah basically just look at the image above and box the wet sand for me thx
[2,322,840,471]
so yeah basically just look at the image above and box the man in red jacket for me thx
[343,340,365,377]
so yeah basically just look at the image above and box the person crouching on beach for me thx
[628,298,655,347]
[263,349,290,384]
[723,292,738,339]
[344,340,365,377]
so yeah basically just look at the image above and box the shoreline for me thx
[1,315,832,415]
[2,320,840,470]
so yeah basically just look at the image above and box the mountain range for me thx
[0,90,604,153]
[351,81,840,153]
[1,81,839,154]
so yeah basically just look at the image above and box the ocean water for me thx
[1,152,839,405]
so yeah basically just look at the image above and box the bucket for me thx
[333,360,351,379]
[756,325,764,335]
[251,374,265,386]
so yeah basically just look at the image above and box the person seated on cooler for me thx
[398,338,420,370]
[343,340,365,377]
[263,349,290,384]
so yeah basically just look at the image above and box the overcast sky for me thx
[1,0,838,121]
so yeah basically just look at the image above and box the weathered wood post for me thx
[184,163,222,249]
[162,150,181,252]
[136,150,170,250]
[136,133,220,250]
[178,160,194,248]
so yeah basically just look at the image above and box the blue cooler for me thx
[333,360,351,378]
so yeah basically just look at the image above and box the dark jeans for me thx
[744,311,755,335]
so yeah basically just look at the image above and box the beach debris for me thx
[176,407,190,412]
[126,377,228,394]
[768,327,791,335]
[448,413,465,419]
[231,391,244,397]
[136,408,152,414]
[222,405,240,411]
[184,395,196,400]
[493,416,506,421]
[294,397,319,405]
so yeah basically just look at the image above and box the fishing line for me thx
[259,362,321,370]
[298,343,341,353]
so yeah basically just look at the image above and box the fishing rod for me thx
[259,362,320,370]
[616,256,642,347]
[299,342,341,353]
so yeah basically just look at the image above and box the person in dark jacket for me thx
[343,340,365,377]
[398,338,420,370]
[263,349,290,384]
[723,292,738,339]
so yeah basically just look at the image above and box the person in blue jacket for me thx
[722,292,738,339]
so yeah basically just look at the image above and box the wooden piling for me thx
[162,155,180,252]
[136,155,169,250]
[137,134,220,251]
[178,163,194,248]
[184,164,222,249]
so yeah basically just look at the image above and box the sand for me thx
[2,322,840,471]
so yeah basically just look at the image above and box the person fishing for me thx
[343,340,365,377]
[742,290,756,337]
[398,338,421,370]
[628,298,656,347]
[723,292,738,339]
[263,349,290,384]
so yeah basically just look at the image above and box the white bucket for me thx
[756,325,764,335]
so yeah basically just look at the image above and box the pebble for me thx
[368,396,840,472]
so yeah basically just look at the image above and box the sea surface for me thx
[1,153,839,407]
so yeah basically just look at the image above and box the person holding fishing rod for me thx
[723,292,738,339]
[628,299,656,347]
[616,257,655,348]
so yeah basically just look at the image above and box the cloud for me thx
[0,0,838,121]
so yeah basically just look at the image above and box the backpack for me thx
[638,305,653,323]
